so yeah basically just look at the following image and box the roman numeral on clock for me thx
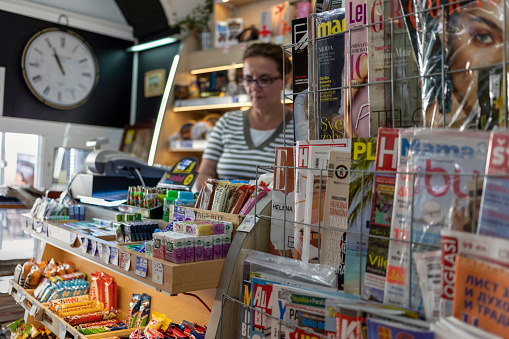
[32,75,42,83]
[45,38,52,48]
[60,37,65,48]
[43,86,50,96]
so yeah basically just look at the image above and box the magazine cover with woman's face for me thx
[410,0,508,129]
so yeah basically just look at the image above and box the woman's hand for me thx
[193,159,218,192]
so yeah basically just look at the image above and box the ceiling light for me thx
[126,37,178,52]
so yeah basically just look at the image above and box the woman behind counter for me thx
[193,43,294,191]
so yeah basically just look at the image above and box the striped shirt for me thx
[202,110,294,180]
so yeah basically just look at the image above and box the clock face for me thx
[22,28,99,110]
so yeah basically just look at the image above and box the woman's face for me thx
[243,56,283,111]
[447,0,507,109]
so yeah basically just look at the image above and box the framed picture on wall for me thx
[144,69,167,97]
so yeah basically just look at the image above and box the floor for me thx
[0,209,34,329]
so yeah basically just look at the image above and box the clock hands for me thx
[52,48,66,76]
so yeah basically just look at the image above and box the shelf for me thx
[174,95,251,112]
[9,280,143,339]
[22,214,225,295]
[168,148,205,153]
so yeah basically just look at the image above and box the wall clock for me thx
[21,27,99,110]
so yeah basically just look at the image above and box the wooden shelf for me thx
[22,214,225,295]
[174,101,251,113]
[168,148,205,153]
[8,280,144,339]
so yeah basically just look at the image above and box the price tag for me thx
[236,215,258,233]
[30,304,38,316]
[80,238,89,253]
[97,243,103,258]
[59,322,67,339]
[90,240,97,255]
[120,252,131,271]
[69,233,78,246]
[110,248,119,266]
[152,261,163,285]
[101,245,111,264]
[134,257,148,278]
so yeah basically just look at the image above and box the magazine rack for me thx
[206,0,509,337]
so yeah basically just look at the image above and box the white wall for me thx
[0,116,123,189]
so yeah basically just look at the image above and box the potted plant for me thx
[173,0,214,50]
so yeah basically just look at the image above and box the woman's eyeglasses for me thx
[241,76,282,87]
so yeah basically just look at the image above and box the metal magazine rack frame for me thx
[211,0,509,337]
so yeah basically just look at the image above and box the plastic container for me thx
[173,191,196,207]
[162,190,179,221]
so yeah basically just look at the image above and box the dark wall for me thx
[0,10,133,128]
[136,42,180,124]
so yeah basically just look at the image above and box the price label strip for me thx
[135,257,148,278]
[236,214,258,233]
[110,248,119,266]
[120,252,131,271]
[80,238,89,254]
[59,322,67,339]
[152,261,163,285]
[101,244,111,264]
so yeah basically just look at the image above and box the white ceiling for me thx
[25,0,128,25]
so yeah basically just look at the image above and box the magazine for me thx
[368,0,421,132]
[345,0,370,138]
[384,129,490,310]
[411,0,507,129]
[271,147,295,257]
[294,139,350,261]
[440,230,509,317]
[292,17,309,142]
[478,132,509,239]
[453,255,509,338]
[344,137,377,296]
[366,317,433,339]
[307,8,347,140]
[321,150,351,290]
[239,279,252,339]
[250,277,274,339]
[363,128,399,303]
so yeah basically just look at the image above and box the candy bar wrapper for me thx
[203,236,214,261]
[127,294,142,328]
[222,234,231,257]
[78,319,122,329]
[65,310,117,326]
[224,183,243,213]
[13,264,23,285]
[210,181,229,212]
[212,235,223,259]
[195,238,204,262]
[145,327,165,339]
[103,274,117,311]
[239,185,270,215]
[146,311,171,332]
[228,185,249,214]
[90,272,104,302]
[185,238,195,263]
[186,223,225,236]
[49,295,90,311]
[135,293,151,327]
[194,182,207,209]
[198,179,217,210]
[58,300,104,317]
[230,185,255,214]
[130,329,146,339]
